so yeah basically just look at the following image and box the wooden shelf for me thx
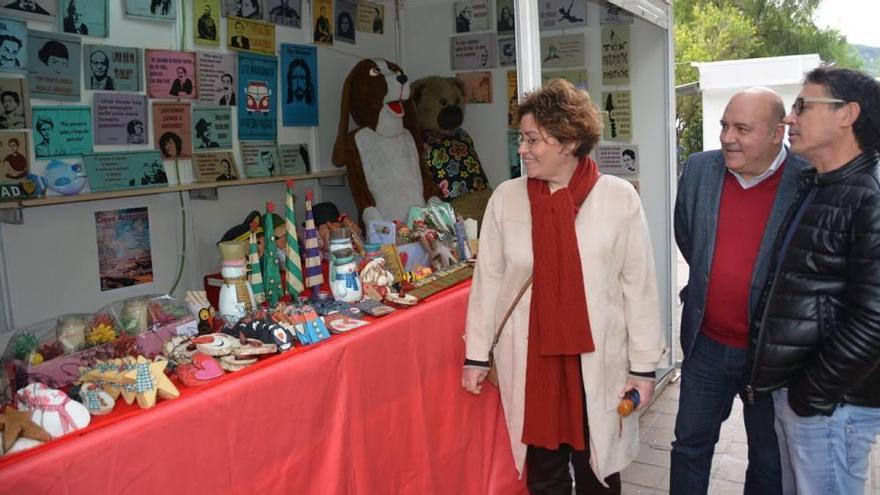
[8,170,346,209]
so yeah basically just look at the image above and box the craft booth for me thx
[0,0,676,492]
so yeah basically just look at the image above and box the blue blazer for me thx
[674,148,809,359]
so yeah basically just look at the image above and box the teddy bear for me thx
[410,76,492,224]
[331,58,438,227]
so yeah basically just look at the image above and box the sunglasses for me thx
[791,96,847,116]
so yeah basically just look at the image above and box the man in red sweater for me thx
[671,87,810,494]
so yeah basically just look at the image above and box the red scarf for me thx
[522,156,599,450]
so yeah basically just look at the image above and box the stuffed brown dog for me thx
[332,58,437,226]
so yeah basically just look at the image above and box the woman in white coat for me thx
[462,79,662,494]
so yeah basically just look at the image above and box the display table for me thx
[0,283,527,495]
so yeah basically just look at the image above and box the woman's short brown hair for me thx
[516,79,602,157]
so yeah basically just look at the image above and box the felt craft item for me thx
[15,383,91,438]
[120,356,180,409]
[303,190,325,293]
[79,383,115,416]
[284,179,305,298]
[177,353,225,387]
[0,407,51,452]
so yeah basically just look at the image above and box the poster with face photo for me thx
[0,77,28,129]
[498,35,515,66]
[27,30,81,101]
[146,49,197,99]
[334,0,355,44]
[450,33,495,71]
[152,102,192,159]
[539,0,586,30]
[496,0,513,33]
[0,17,26,73]
[238,52,276,140]
[83,150,166,191]
[540,33,584,69]
[280,43,316,127]
[0,0,56,23]
[223,0,263,19]
[453,0,488,34]
[227,16,274,55]
[356,2,382,34]
[124,0,176,22]
[600,2,633,24]
[84,45,142,92]
[192,106,232,150]
[194,0,220,47]
[266,0,300,28]
[32,106,92,158]
[197,51,236,105]
[240,140,278,177]
[59,0,108,37]
[311,0,332,45]
[193,151,237,182]
[278,143,309,174]
[93,93,147,145]
[596,144,638,174]
[0,130,28,181]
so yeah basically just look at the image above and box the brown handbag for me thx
[485,275,533,386]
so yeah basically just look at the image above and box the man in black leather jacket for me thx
[749,67,880,495]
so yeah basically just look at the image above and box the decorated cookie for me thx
[15,383,90,438]
[120,356,180,409]
[0,407,51,452]
[177,353,225,387]
[234,338,277,357]
[78,383,115,416]
[219,355,258,372]
[193,333,240,357]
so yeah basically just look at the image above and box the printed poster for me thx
[266,0,302,28]
[356,2,383,34]
[238,52,277,141]
[59,0,108,37]
[194,0,220,47]
[83,150,167,191]
[456,71,491,104]
[95,207,154,291]
[600,2,633,24]
[240,141,279,177]
[197,52,236,106]
[146,49,197,99]
[453,0,489,33]
[27,30,81,101]
[601,90,631,140]
[0,17,27,73]
[312,0,333,44]
[32,106,92,158]
[278,143,309,174]
[0,0,56,23]
[280,43,317,127]
[539,0,586,30]
[451,33,495,71]
[540,33,584,69]
[335,0,356,44]
[0,130,28,181]
[507,129,520,178]
[93,93,148,145]
[602,26,629,85]
[193,151,237,182]
[542,68,588,91]
[223,0,263,18]
[596,144,638,174]
[124,0,176,22]
[152,102,192,158]
[506,70,517,129]
[496,0,513,33]
[227,16,275,56]
[498,36,515,66]
[192,105,232,150]
[0,77,28,129]
[84,45,142,92]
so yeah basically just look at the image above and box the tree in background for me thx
[674,0,864,164]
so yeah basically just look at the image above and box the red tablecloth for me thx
[0,283,527,495]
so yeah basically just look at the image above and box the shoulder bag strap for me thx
[488,274,533,353]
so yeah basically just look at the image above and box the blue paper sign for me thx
[0,17,27,73]
[32,106,92,158]
[280,43,317,127]
[83,150,167,192]
[237,52,276,141]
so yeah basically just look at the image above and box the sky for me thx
[814,0,879,47]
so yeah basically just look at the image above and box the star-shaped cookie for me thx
[0,407,51,452]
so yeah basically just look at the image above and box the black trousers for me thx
[525,366,621,495]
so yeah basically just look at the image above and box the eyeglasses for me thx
[791,96,847,116]
[517,133,550,147]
